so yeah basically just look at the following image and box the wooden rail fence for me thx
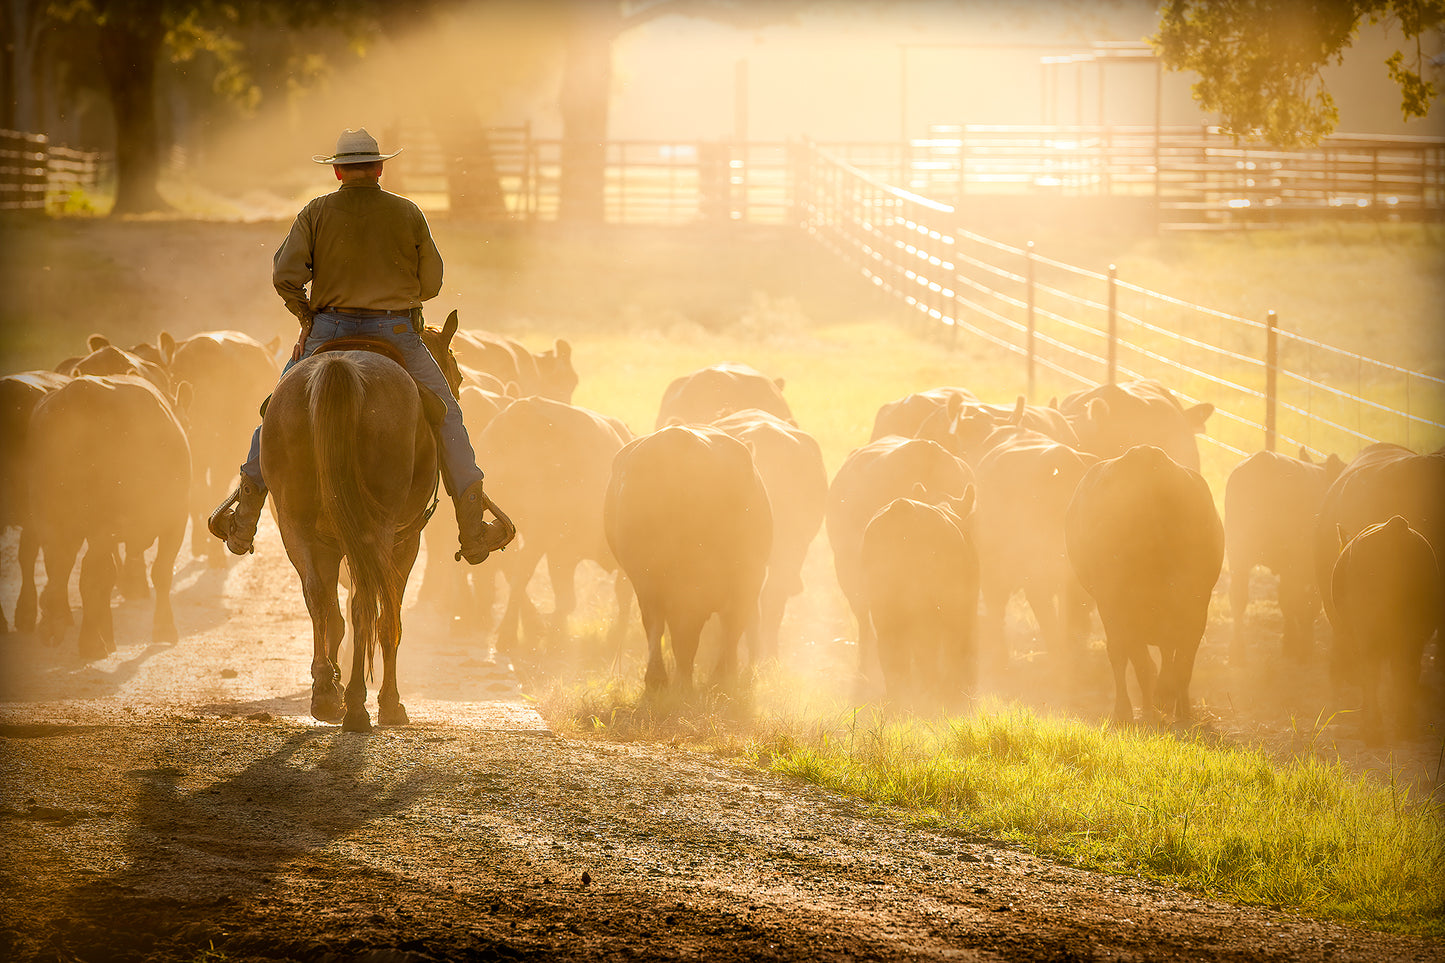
[0,129,108,211]
[387,124,1444,231]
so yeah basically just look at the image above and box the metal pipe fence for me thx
[794,139,1445,469]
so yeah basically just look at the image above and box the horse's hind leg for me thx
[378,537,421,727]
[298,551,346,724]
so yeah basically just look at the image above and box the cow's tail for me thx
[308,357,399,677]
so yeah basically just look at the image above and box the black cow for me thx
[603,425,772,690]
[1065,445,1224,724]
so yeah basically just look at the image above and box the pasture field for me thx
[3,213,1443,942]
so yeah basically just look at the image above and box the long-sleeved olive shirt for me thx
[272,180,443,324]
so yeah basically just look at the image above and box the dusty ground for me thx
[2,513,1442,963]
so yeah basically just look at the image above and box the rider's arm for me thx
[273,206,318,324]
[416,210,443,304]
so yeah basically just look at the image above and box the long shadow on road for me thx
[49,726,442,959]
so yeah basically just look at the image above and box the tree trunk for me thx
[98,13,169,215]
[558,5,619,223]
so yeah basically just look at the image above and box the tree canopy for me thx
[1152,0,1443,147]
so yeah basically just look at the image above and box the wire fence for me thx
[794,139,1445,471]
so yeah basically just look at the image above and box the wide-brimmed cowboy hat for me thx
[312,127,402,165]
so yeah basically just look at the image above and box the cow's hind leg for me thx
[37,535,80,646]
[1278,572,1315,662]
[640,595,668,690]
[667,613,708,693]
[117,540,151,601]
[605,570,633,654]
[546,554,580,641]
[150,518,185,644]
[78,543,118,660]
[496,544,542,652]
[1131,641,1160,725]
[1104,630,1137,724]
[15,527,41,632]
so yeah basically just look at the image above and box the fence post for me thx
[1106,263,1118,384]
[1025,241,1036,400]
[1264,309,1279,452]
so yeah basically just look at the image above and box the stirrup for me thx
[455,490,517,563]
[207,484,242,541]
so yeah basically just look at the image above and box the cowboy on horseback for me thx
[209,127,511,565]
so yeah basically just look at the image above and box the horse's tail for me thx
[308,357,400,677]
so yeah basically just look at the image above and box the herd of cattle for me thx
[1,324,1441,742]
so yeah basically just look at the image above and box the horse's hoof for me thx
[342,707,373,732]
[153,622,178,645]
[311,683,346,724]
[379,703,410,727]
[311,697,344,724]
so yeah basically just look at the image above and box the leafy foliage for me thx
[1152,0,1444,147]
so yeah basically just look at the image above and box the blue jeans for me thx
[242,312,483,496]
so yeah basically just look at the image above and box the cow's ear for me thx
[1086,397,1110,421]
[1299,446,1313,464]
[266,336,283,355]
[173,380,193,416]
[1011,395,1026,425]
[159,331,176,365]
[1048,396,1060,409]
[773,377,786,393]
[1184,403,1214,433]
[958,483,976,519]
[87,333,110,351]
[1324,453,1345,481]
[555,338,571,360]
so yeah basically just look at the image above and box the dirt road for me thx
[2,519,1441,963]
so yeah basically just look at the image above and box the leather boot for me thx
[207,475,267,556]
[453,479,516,565]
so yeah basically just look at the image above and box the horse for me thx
[260,312,479,731]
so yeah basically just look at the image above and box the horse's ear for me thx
[87,333,110,352]
[159,331,176,365]
[443,310,459,346]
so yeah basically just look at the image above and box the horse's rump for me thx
[264,352,435,670]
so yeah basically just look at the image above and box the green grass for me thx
[539,664,1445,938]
[763,703,1443,935]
